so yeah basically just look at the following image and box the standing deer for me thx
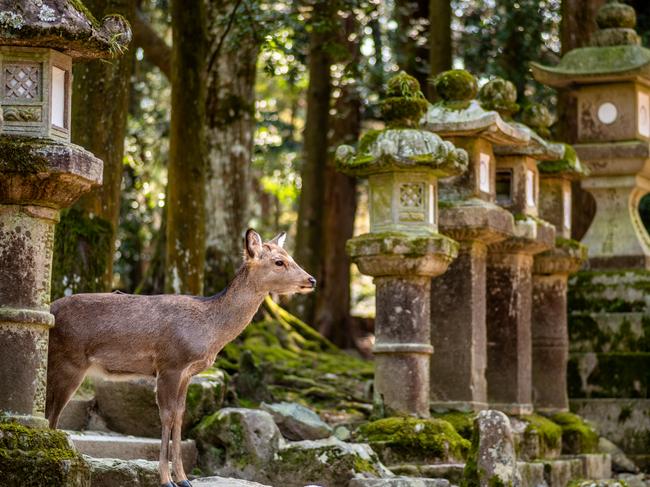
[46,229,316,487]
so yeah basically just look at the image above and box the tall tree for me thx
[293,0,339,321]
[203,0,262,294]
[393,0,431,97]
[558,0,605,240]
[428,0,451,83]
[165,0,207,294]
[314,17,362,346]
[51,0,136,299]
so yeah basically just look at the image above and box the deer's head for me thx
[244,229,316,295]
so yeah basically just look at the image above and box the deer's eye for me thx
[275,260,284,267]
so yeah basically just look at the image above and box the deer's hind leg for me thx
[171,373,192,486]
[46,349,89,429]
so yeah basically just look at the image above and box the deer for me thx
[46,229,316,487]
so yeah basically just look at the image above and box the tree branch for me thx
[132,9,171,79]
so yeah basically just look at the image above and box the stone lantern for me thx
[482,79,557,415]
[421,70,528,412]
[531,0,650,270]
[532,139,589,412]
[0,1,131,427]
[337,72,468,417]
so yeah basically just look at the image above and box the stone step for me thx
[70,431,197,469]
[568,311,649,353]
[390,463,464,484]
[348,478,450,487]
[192,477,272,487]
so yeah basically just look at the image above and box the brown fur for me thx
[46,230,314,486]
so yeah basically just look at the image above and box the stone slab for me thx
[69,431,197,469]
[192,477,272,487]
[59,397,93,431]
[349,478,450,487]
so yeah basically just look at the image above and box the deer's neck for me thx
[207,265,267,347]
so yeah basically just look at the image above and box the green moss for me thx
[461,420,481,487]
[51,208,113,299]
[519,103,552,139]
[478,78,519,117]
[521,414,562,454]
[551,412,599,454]
[538,144,588,175]
[67,0,101,27]
[433,70,478,102]
[379,72,428,128]
[0,137,49,174]
[432,411,474,440]
[356,417,470,461]
[0,422,89,486]
[358,129,382,154]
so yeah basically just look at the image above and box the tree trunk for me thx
[51,0,135,299]
[292,1,337,323]
[314,20,361,347]
[558,0,605,240]
[429,0,452,83]
[165,0,207,295]
[203,0,259,294]
[394,0,431,98]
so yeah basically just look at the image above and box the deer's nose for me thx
[308,277,317,288]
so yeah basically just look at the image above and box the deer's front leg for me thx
[157,370,182,487]
[172,374,192,487]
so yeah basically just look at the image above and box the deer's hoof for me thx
[177,481,192,487]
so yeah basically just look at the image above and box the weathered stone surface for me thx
[574,453,613,479]
[70,431,197,469]
[516,461,547,487]
[599,437,638,473]
[538,458,583,487]
[391,463,464,484]
[510,415,562,461]
[192,477,272,487]
[94,369,226,437]
[272,437,391,487]
[349,478,450,487]
[260,401,332,441]
[0,421,90,487]
[84,456,159,487]
[192,407,281,480]
[465,410,520,487]
[0,0,132,59]
[58,397,93,431]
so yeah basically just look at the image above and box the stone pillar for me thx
[532,147,588,411]
[0,2,130,426]
[422,71,527,412]
[337,72,467,417]
[532,254,580,412]
[374,276,432,415]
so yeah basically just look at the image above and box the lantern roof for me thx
[422,70,530,146]
[337,72,468,177]
[531,1,650,88]
[538,143,590,179]
[494,122,565,161]
[0,0,131,60]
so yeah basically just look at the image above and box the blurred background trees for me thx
[52,0,650,348]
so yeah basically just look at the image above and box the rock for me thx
[599,437,638,473]
[58,397,93,430]
[191,407,281,481]
[517,461,547,487]
[349,478,450,487]
[464,410,521,487]
[334,425,352,441]
[85,456,159,487]
[192,477,272,487]
[272,437,392,487]
[94,369,227,437]
[261,401,333,440]
[235,350,271,402]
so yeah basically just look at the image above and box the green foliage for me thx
[51,208,113,300]
[550,412,599,454]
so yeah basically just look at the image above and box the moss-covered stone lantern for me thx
[532,143,589,412]
[337,72,467,417]
[482,80,557,415]
[422,70,528,412]
[0,0,130,437]
[531,0,650,270]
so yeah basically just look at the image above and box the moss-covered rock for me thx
[431,411,474,440]
[518,414,563,460]
[478,77,519,118]
[0,137,50,174]
[596,1,636,30]
[0,421,90,486]
[380,71,429,128]
[433,69,478,103]
[519,103,553,139]
[355,417,470,465]
[551,412,599,454]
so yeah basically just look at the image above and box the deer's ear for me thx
[269,232,286,248]
[245,228,263,259]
